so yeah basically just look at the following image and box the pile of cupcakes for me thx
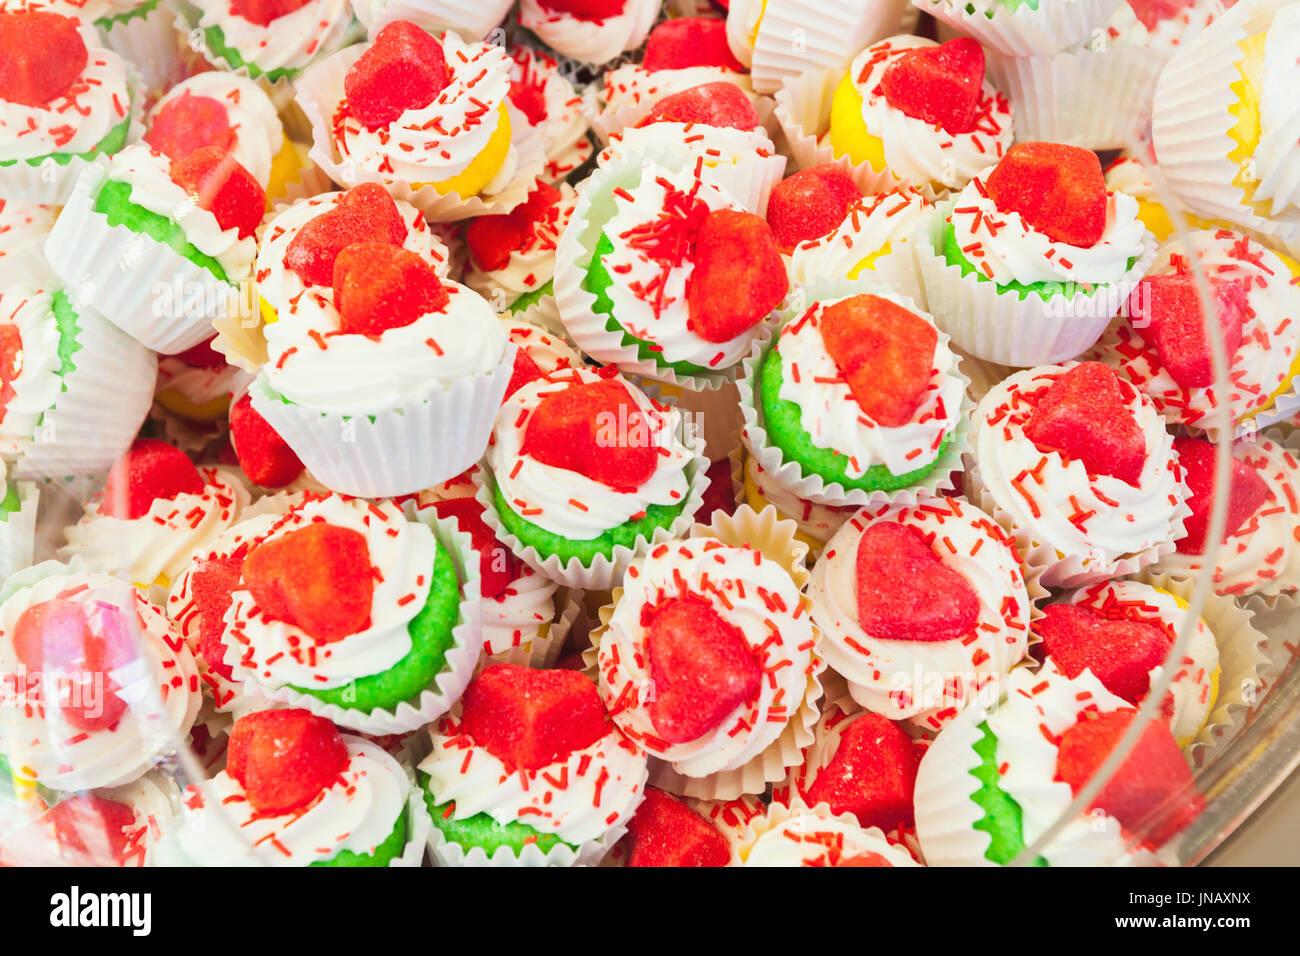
[0,0,1294,867]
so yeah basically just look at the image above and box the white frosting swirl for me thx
[0,0,146,21]
[195,0,355,76]
[788,187,934,284]
[501,318,584,374]
[724,0,762,67]
[95,770,180,867]
[1254,2,1300,218]
[518,0,659,66]
[481,566,557,656]
[599,63,757,128]
[0,200,55,287]
[0,287,66,457]
[744,813,920,867]
[464,183,577,305]
[508,46,593,182]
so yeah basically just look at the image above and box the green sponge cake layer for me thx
[310,808,408,867]
[0,115,131,169]
[93,179,231,283]
[423,777,573,858]
[289,540,462,714]
[759,343,949,494]
[969,720,1047,867]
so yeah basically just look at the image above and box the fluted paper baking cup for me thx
[0,482,39,580]
[425,800,627,867]
[99,0,189,94]
[358,0,514,40]
[747,0,910,95]
[209,283,268,373]
[393,781,434,867]
[786,211,934,311]
[913,0,1126,56]
[911,694,996,866]
[589,85,779,147]
[951,347,1012,410]
[511,293,567,345]
[490,586,582,669]
[248,348,515,499]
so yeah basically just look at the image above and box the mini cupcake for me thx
[0,11,140,204]
[154,336,250,429]
[916,0,1126,56]
[615,786,735,867]
[918,142,1155,367]
[185,0,357,83]
[517,0,659,67]
[718,798,921,866]
[463,179,578,313]
[0,459,38,580]
[419,662,648,866]
[351,0,514,41]
[913,660,1203,866]
[500,317,585,375]
[41,771,180,867]
[740,283,968,505]
[505,45,595,183]
[1104,148,1192,243]
[968,361,1187,588]
[477,366,706,590]
[0,200,57,288]
[741,454,856,555]
[0,561,202,792]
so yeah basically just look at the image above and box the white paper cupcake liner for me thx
[490,586,582,670]
[393,780,434,867]
[235,514,484,735]
[951,346,1012,410]
[424,801,627,867]
[1238,589,1299,691]
[589,87,780,148]
[359,0,514,40]
[786,216,934,313]
[247,347,515,499]
[911,692,994,866]
[913,0,1126,56]
[0,482,39,580]
[99,0,189,94]
[510,292,568,345]
[209,283,268,374]
[747,0,910,95]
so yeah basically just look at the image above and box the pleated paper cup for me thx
[911,694,997,866]
[247,347,515,499]
[913,0,1126,56]
[357,0,514,40]
[425,801,628,867]
[951,347,1012,410]
[98,0,189,94]
[589,84,779,147]
[489,587,582,670]
[393,781,434,867]
[0,482,39,580]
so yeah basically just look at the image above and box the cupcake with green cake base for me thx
[476,365,708,591]
[178,0,357,86]
[219,493,483,734]
[0,460,38,581]
[915,0,1126,56]
[917,142,1156,368]
[738,279,970,509]
[419,662,649,866]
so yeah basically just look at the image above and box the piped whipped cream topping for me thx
[724,0,762,67]
[788,187,933,284]
[743,812,920,867]
[0,200,55,287]
[508,46,593,182]
[518,0,659,66]
[599,63,757,131]
[0,287,67,456]
[196,0,355,76]
[1090,0,1224,52]
[1254,2,1300,219]
[501,319,583,375]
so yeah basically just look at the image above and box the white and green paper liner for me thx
[1152,0,1300,241]
[357,0,515,40]
[915,201,1159,367]
[510,292,567,346]
[294,43,548,222]
[232,513,484,735]
[473,416,709,591]
[913,0,1126,56]
[392,762,434,868]
[98,0,190,95]
[0,481,39,580]
[247,344,516,499]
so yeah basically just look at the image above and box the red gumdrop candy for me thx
[229,392,304,488]
[1054,709,1204,846]
[242,523,374,643]
[1035,604,1173,704]
[985,142,1108,248]
[229,0,311,27]
[819,293,937,427]
[645,593,762,744]
[332,241,449,335]
[838,851,895,866]
[642,17,744,72]
[145,92,235,161]
[695,458,738,527]
[465,179,562,273]
[636,81,760,130]
[624,787,731,867]
[1128,274,1247,389]
[190,550,245,681]
[537,0,627,21]
[765,164,860,251]
[855,522,980,643]
[284,183,409,287]
[172,335,230,371]
[48,795,136,863]
[169,146,265,240]
[101,438,205,520]
[880,37,986,135]
[520,377,659,492]
[1025,362,1147,485]
[507,81,548,127]
[226,708,349,814]
[1172,435,1269,554]
[345,20,450,132]
[805,711,919,830]
[461,662,607,771]
[686,209,788,343]
[504,347,545,401]
[0,12,87,109]
[0,323,23,425]
[1126,0,1196,31]
[431,497,520,599]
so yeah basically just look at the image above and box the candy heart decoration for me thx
[636,81,761,131]
[0,324,22,425]
[642,17,745,72]
[507,81,548,126]
[765,165,860,251]
[0,12,87,108]
[100,438,205,520]
[173,335,231,371]
[1035,604,1173,704]
[465,179,561,273]
[332,241,449,335]
[504,348,545,401]
[229,0,311,26]
[854,522,980,643]
[880,37,986,135]
[145,93,236,161]
[242,523,374,643]
[685,209,788,343]
[537,0,627,20]
[804,711,920,830]
[1024,362,1147,486]
[430,497,520,599]
[644,593,762,744]
[169,147,265,240]
[190,550,245,681]
[284,183,409,288]
[48,795,136,863]
[1128,274,1247,388]
[229,392,305,488]
[624,787,731,867]
[818,293,937,427]
[226,708,349,814]
[461,662,607,772]
[345,20,450,132]
[521,377,659,491]
[984,142,1108,248]
[1172,436,1269,554]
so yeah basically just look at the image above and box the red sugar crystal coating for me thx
[696,458,738,526]
[838,851,894,866]
[0,12,87,108]
[642,17,745,72]
[1024,362,1146,486]
[686,209,788,343]
[430,497,520,599]
[229,0,311,26]
[805,711,919,830]
[520,377,659,491]
[1172,436,1269,554]
[168,146,266,240]
[190,550,245,681]
[984,142,1107,248]
[1128,273,1247,389]
[332,241,448,335]
[819,293,937,427]
[644,592,762,744]
[1054,709,1204,846]
[1035,604,1173,704]
[505,347,545,401]
[101,438,205,521]
[48,795,135,863]
[284,183,409,288]
[854,522,979,643]
[508,81,548,126]
[229,392,305,489]
[537,0,627,21]
[345,20,450,132]
[880,37,985,135]
[1126,0,1195,31]
[242,523,374,643]
[465,179,561,273]
[765,164,860,251]
[0,323,22,425]
[624,787,731,867]
[461,662,607,772]
[173,335,230,371]
[144,93,235,161]
[227,708,349,814]
[636,81,760,130]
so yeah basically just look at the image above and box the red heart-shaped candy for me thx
[1024,362,1147,486]
[854,522,980,642]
